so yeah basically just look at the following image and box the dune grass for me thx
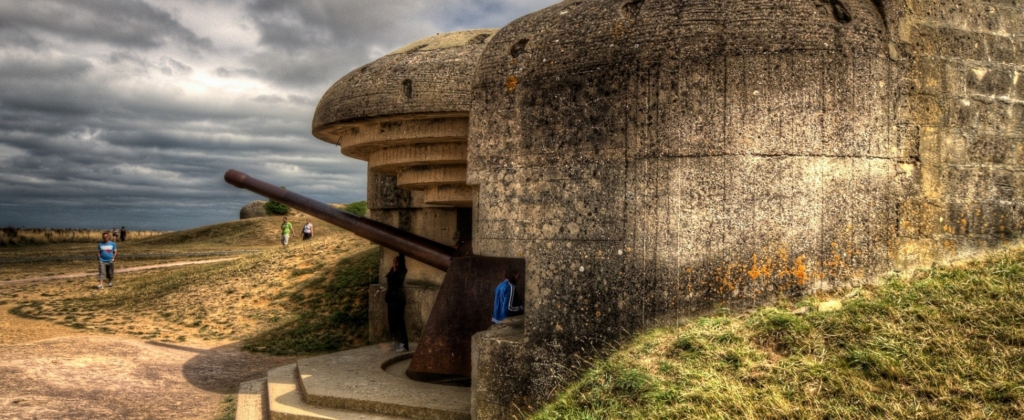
[534,250,1024,419]
[242,248,378,355]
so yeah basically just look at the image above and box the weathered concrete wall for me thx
[883,0,1024,267]
[468,0,899,415]
[471,322,530,418]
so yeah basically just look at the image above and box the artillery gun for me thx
[225,169,523,382]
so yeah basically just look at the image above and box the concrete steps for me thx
[235,344,470,420]
[236,378,269,420]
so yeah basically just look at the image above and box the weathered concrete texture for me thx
[369,142,468,174]
[266,363,414,420]
[334,117,469,161]
[367,173,414,211]
[422,185,474,207]
[469,0,899,411]
[300,0,1022,418]
[311,29,496,129]
[883,0,1024,267]
[471,322,532,419]
[241,200,269,219]
[236,378,268,420]
[398,165,469,189]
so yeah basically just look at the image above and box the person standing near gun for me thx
[385,254,409,352]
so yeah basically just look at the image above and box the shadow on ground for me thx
[153,341,295,393]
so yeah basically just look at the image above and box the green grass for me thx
[242,248,379,355]
[214,394,237,420]
[534,250,1024,419]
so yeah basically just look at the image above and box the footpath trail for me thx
[0,305,295,419]
[0,257,240,287]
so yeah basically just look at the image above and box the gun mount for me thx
[225,169,524,382]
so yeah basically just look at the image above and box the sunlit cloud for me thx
[0,0,561,230]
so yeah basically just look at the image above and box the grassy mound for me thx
[136,217,310,249]
[536,250,1024,419]
[242,248,378,355]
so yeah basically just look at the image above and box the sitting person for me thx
[492,270,523,324]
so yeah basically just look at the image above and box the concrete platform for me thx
[268,364,408,420]
[297,344,471,420]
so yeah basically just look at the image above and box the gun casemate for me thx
[225,169,523,382]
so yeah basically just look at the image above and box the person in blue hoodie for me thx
[97,232,117,289]
[492,270,523,324]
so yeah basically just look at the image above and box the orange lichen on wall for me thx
[709,248,814,299]
[778,255,808,285]
[505,75,518,93]
[746,254,773,280]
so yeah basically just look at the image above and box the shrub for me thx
[345,200,367,216]
[264,188,290,215]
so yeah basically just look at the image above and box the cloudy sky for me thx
[0,0,559,231]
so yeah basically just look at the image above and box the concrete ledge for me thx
[368,143,467,174]
[423,185,473,207]
[237,378,268,420]
[337,116,469,160]
[397,165,468,189]
[298,344,471,420]
[268,364,406,420]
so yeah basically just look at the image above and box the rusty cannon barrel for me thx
[224,169,455,271]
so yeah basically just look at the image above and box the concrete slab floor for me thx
[268,364,406,420]
[297,343,471,420]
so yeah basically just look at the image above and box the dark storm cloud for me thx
[0,52,93,80]
[0,0,212,50]
[0,0,560,231]
[242,0,438,88]
[241,0,562,88]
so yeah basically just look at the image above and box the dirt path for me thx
[0,258,240,287]
[0,305,295,419]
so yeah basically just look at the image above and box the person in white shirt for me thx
[302,220,313,241]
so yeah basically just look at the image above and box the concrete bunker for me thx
[229,0,1022,418]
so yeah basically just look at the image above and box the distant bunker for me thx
[309,0,1023,417]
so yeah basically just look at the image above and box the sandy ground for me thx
[0,232,370,419]
[0,258,240,287]
[0,304,294,420]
